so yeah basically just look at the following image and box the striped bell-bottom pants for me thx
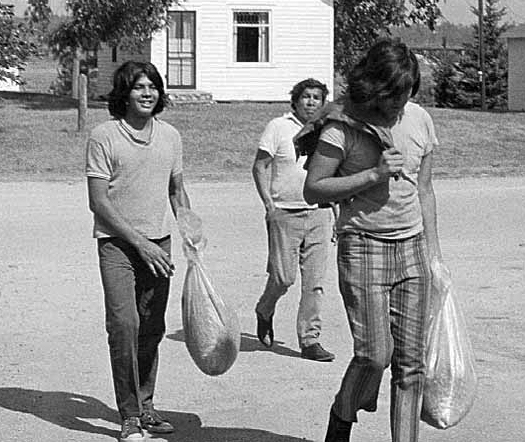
[332,231,431,442]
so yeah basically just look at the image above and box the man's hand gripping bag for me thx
[177,207,241,376]
[421,259,477,429]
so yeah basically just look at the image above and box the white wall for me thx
[151,0,334,101]
[507,37,525,111]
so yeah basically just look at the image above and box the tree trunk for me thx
[72,48,80,100]
[77,73,88,131]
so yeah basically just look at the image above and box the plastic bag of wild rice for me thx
[177,207,240,376]
[421,259,477,429]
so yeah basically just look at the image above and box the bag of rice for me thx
[177,207,240,376]
[421,259,477,429]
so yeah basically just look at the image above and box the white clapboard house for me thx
[96,0,334,101]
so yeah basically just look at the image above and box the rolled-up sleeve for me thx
[85,138,112,180]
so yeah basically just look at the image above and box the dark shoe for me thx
[120,417,145,441]
[140,408,174,434]
[301,343,335,362]
[256,311,274,348]
[325,409,352,442]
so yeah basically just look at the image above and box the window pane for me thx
[236,27,259,62]
[181,59,194,85]
[234,11,268,25]
[259,27,269,62]
[168,62,181,85]
[234,11,270,62]
[167,11,195,87]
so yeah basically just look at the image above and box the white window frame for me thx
[230,9,273,67]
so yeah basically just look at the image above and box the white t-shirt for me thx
[319,101,438,239]
[258,112,317,210]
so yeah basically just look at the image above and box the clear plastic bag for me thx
[177,207,241,376]
[421,259,477,429]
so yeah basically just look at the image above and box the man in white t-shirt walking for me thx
[252,78,335,362]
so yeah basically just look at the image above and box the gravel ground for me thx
[0,177,524,442]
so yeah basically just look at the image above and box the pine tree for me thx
[459,0,509,109]
[433,56,466,108]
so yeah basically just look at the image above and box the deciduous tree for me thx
[334,0,442,78]
[29,0,173,54]
[27,0,175,117]
[0,4,36,84]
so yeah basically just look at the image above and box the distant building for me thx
[0,68,21,92]
[96,0,334,102]
[410,45,465,61]
[503,24,525,111]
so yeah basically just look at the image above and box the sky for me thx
[8,0,525,25]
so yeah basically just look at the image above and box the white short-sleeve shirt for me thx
[258,112,317,210]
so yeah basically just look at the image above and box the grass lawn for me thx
[1,91,524,182]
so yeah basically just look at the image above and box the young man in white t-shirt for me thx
[86,61,191,442]
[252,78,335,362]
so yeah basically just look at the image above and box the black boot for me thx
[256,311,274,347]
[324,408,352,442]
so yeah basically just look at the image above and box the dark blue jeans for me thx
[97,236,171,419]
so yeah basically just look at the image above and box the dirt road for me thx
[0,178,524,442]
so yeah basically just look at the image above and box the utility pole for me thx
[478,0,486,110]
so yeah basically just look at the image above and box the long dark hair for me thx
[108,61,168,118]
[346,38,420,104]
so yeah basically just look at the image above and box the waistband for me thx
[338,230,424,243]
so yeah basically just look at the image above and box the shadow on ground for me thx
[166,329,302,358]
[0,91,107,111]
[0,387,310,441]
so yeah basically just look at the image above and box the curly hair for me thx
[289,78,329,110]
[345,38,420,104]
[108,61,168,118]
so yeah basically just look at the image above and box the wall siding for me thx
[507,38,525,111]
[151,0,334,101]
[97,0,333,101]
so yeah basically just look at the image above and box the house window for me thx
[167,11,196,88]
[112,47,117,63]
[233,11,269,62]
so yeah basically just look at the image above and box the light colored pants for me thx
[333,232,431,442]
[255,208,331,348]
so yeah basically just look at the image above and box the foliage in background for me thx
[27,0,176,97]
[433,56,469,108]
[334,0,442,80]
[391,22,474,48]
[433,0,509,109]
[0,4,37,84]
[28,0,173,53]
[47,49,98,97]
[460,0,508,108]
